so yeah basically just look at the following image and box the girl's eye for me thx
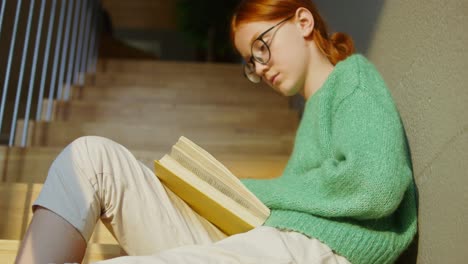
[259,43,267,52]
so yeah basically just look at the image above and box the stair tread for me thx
[88,79,274,90]
[78,84,284,102]
[66,99,294,112]
[19,119,296,137]
[0,145,287,183]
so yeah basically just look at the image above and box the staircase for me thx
[0,59,299,263]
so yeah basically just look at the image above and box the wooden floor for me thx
[0,59,299,263]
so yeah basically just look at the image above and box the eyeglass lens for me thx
[252,39,270,64]
[243,62,261,83]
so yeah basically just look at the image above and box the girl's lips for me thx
[270,73,279,84]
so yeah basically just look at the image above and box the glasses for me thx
[243,16,294,83]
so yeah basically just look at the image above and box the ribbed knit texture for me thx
[241,54,417,264]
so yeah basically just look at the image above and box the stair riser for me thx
[56,104,298,130]
[73,87,288,107]
[16,123,294,156]
[97,60,243,74]
[94,74,261,88]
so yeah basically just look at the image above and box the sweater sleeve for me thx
[242,89,413,220]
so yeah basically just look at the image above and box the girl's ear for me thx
[294,7,314,38]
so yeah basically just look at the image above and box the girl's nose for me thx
[254,61,269,77]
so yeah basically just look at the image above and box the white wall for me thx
[367,1,468,262]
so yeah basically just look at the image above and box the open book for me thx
[154,136,270,236]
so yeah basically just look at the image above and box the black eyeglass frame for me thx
[243,15,294,83]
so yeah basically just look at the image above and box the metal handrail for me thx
[0,0,101,147]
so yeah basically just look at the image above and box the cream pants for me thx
[33,136,350,264]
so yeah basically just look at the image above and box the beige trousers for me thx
[33,136,350,264]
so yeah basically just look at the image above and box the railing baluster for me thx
[64,0,82,101]
[9,0,36,146]
[0,0,22,135]
[87,0,98,74]
[91,0,102,74]
[74,0,88,85]
[79,0,93,86]
[21,0,47,147]
[57,0,74,101]
[1,0,101,144]
[0,0,6,38]
[46,0,67,121]
[36,0,58,121]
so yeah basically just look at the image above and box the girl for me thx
[16,0,417,263]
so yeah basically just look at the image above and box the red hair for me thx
[230,0,355,65]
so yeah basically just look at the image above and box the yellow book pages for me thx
[170,144,269,219]
[154,158,265,235]
[176,137,270,217]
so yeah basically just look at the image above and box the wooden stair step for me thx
[96,72,247,84]
[53,100,299,129]
[0,146,160,183]
[93,72,261,88]
[0,146,287,183]
[97,59,243,75]
[2,58,297,263]
[72,85,287,107]
[0,183,117,245]
[16,121,294,156]
[0,239,124,264]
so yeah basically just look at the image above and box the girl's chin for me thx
[283,90,298,97]
[278,83,299,97]
[279,89,296,97]
[267,79,299,97]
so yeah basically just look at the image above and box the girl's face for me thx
[234,17,311,96]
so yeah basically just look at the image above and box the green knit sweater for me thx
[241,54,418,264]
